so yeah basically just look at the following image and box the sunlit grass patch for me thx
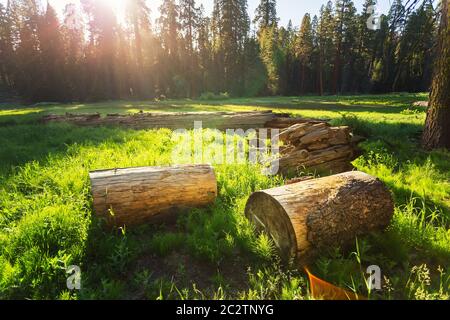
[0,93,448,300]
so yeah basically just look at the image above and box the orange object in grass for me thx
[305,268,365,300]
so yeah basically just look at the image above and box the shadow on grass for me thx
[79,200,267,299]
[0,93,428,126]
[0,123,143,176]
[1,97,447,299]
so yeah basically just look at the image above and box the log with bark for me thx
[265,117,327,129]
[422,0,450,150]
[245,171,394,265]
[41,110,362,174]
[90,165,217,227]
[40,110,330,131]
[41,111,283,131]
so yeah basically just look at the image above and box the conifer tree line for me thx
[0,0,438,102]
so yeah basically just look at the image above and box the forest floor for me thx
[0,93,449,300]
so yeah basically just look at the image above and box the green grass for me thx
[0,93,449,300]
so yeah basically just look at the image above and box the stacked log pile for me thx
[276,122,360,175]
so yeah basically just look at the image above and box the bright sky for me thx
[0,0,395,27]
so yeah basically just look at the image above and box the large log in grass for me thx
[90,165,217,227]
[245,171,393,264]
[42,111,283,131]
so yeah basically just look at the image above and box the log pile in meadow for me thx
[276,122,363,175]
[42,111,363,174]
[40,110,327,131]
[41,111,283,131]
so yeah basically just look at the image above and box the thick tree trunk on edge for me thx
[423,0,450,150]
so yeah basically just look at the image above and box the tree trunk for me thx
[133,18,146,99]
[265,117,326,129]
[318,50,324,96]
[278,145,355,175]
[90,165,217,227]
[422,0,450,149]
[301,63,306,94]
[42,111,281,131]
[245,171,394,265]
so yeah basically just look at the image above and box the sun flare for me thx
[98,0,126,15]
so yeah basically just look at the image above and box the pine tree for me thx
[254,0,278,30]
[253,0,282,95]
[197,8,212,93]
[297,13,314,94]
[158,0,181,96]
[379,0,405,91]
[38,2,66,101]
[317,2,335,95]
[125,0,152,98]
[333,0,357,93]
[0,2,13,88]
[81,0,120,100]
[259,25,282,94]
[179,0,201,97]
[393,2,437,92]
[159,0,180,58]
[354,0,378,92]
[9,0,42,101]
[212,0,250,95]
[280,19,297,95]
[62,3,86,100]
[310,15,320,94]
[423,0,450,149]
[0,0,441,101]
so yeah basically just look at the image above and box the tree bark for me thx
[278,145,355,175]
[42,111,281,131]
[90,165,217,227]
[318,50,324,96]
[265,117,326,129]
[422,0,450,150]
[245,171,394,265]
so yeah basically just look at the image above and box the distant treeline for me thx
[0,0,438,102]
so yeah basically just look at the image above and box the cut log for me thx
[265,117,328,129]
[41,111,281,131]
[278,145,355,174]
[328,127,351,146]
[298,126,330,145]
[90,165,217,227]
[278,122,329,144]
[245,171,394,264]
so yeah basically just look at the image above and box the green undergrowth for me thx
[0,94,449,300]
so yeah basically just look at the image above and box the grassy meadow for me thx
[0,93,449,300]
